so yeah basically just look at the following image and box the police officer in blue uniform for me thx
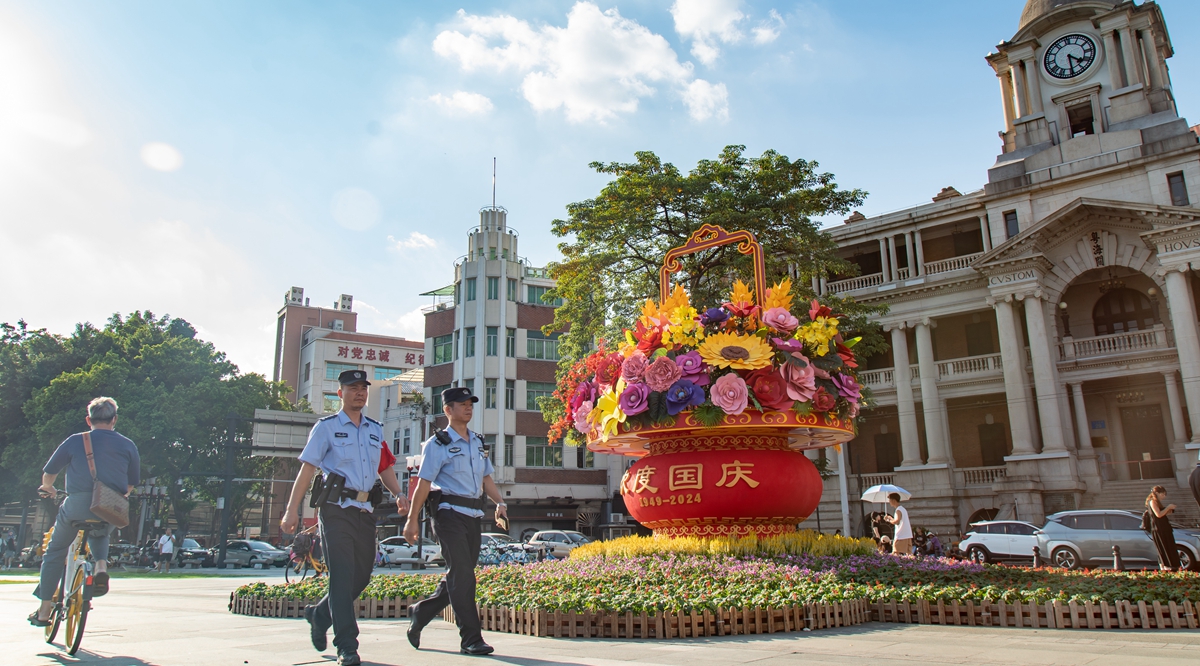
[405,387,507,656]
[281,369,408,666]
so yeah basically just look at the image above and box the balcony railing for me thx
[958,466,1008,486]
[1059,326,1168,360]
[859,369,893,387]
[858,474,895,488]
[896,267,911,280]
[826,272,883,294]
[923,252,984,276]
[936,353,1003,378]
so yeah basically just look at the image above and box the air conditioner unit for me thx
[609,513,625,524]
[287,286,304,305]
[339,294,354,312]
[332,320,344,331]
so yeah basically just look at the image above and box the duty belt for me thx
[334,488,372,503]
[440,494,485,510]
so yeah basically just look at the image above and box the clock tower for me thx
[985,0,1191,191]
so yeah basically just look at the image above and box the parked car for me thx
[481,533,517,548]
[526,530,593,559]
[959,520,1040,564]
[178,538,213,567]
[379,536,443,566]
[1035,510,1200,571]
[212,540,289,568]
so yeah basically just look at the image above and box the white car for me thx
[960,520,1039,564]
[526,530,592,559]
[379,536,443,566]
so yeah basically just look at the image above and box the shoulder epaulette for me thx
[364,416,382,426]
[318,414,338,422]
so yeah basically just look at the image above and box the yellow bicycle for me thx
[285,526,326,583]
[42,518,107,655]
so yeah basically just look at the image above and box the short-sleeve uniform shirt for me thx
[298,410,384,511]
[418,428,494,518]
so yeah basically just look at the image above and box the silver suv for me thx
[960,520,1039,564]
[1035,510,1199,570]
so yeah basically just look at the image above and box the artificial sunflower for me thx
[697,331,774,370]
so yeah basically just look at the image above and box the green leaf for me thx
[692,402,726,428]
[647,391,669,422]
[842,336,861,349]
[792,401,814,416]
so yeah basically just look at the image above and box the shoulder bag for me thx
[83,432,130,527]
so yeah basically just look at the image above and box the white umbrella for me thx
[860,484,911,503]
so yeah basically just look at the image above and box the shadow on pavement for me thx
[37,650,159,665]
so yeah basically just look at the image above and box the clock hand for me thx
[1067,53,1081,69]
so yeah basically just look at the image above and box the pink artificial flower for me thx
[762,307,800,335]
[621,351,650,383]
[644,355,683,392]
[675,350,710,387]
[574,400,594,434]
[779,352,817,402]
[710,373,749,415]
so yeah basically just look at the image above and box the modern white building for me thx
[802,0,1200,537]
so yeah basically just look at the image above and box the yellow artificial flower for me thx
[697,331,774,370]
[729,279,755,306]
[664,304,704,347]
[591,386,626,441]
[795,316,840,356]
[660,283,690,312]
[762,278,793,311]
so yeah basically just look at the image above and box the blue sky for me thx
[3,0,1199,376]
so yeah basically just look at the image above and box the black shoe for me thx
[460,641,494,656]
[27,611,51,627]
[337,651,361,666]
[88,572,110,597]
[406,617,421,649]
[304,606,327,652]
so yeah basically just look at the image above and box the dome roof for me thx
[1019,0,1120,30]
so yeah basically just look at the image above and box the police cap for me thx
[338,369,371,386]
[441,386,479,405]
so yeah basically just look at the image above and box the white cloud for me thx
[752,9,785,45]
[682,79,729,121]
[13,113,92,148]
[671,0,744,65]
[331,187,381,231]
[140,142,183,171]
[387,231,438,250]
[428,91,494,115]
[432,2,726,123]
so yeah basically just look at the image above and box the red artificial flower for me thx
[746,368,794,411]
[724,301,760,320]
[633,319,665,354]
[594,352,624,388]
[809,299,833,321]
[836,342,858,369]
[812,387,837,412]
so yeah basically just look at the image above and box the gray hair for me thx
[87,397,118,423]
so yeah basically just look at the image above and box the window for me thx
[486,326,498,356]
[484,435,496,463]
[1107,514,1142,531]
[487,276,499,300]
[454,330,460,360]
[374,367,404,381]
[504,436,514,466]
[505,380,515,410]
[526,381,556,411]
[465,278,477,301]
[303,362,311,382]
[507,278,517,301]
[505,328,516,357]
[527,330,561,360]
[1004,211,1019,239]
[431,384,451,413]
[525,437,563,467]
[464,379,474,396]
[433,335,454,364]
[1071,514,1106,530]
[1067,101,1095,137]
[1008,523,1036,536]
[1092,288,1154,335]
[465,327,476,357]
[393,429,402,455]
[1168,172,1190,207]
[322,393,341,413]
[326,361,358,380]
[403,428,411,455]
[577,446,595,468]
[486,379,497,408]
[527,285,562,307]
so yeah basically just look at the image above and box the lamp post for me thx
[1058,301,1071,337]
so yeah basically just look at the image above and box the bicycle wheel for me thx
[45,580,63,644]
[66,602,88,655]
[63,566,86,653]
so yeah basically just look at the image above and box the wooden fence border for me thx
[869,598,1199,630]
[227,594,420,619]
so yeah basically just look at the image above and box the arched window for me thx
[1092,288,1154,335]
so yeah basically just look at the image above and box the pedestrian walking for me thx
[2,531,17,569]
[280,369,407,666]
[1146,485,1181,571]
[28,397,140,626]
[405,387,508,656]
[885,493,913,555]
[156,529,175,573]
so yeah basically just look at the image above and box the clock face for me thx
[1043,34,1097,80]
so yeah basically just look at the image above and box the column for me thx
[878,238,891,282]
[999,71,1016,131]
[913,229,926,275]
[914,320,949,465]
[1012,64,1029,118]
[1068,382,1093,451]
[1139,29,1163,89]
[994,299,1037,454]
[1023,295,1067,451]
[887,235,900,281]
[811,275,820,295]
[1119,27,1144,87]
[1024,58,1044,113]
[939,397,954,466]
[905,232,916,278]
[1163,267,1200,443]
[1163,370,1188,445]
[979,218,992,252]
[890,326,923,467]
[1103,31,1124,88]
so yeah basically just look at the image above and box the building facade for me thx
[802,0,1200,537]
[422,206,620,538]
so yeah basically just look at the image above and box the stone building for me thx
[802,0,1200,537]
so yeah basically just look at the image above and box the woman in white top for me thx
[885,493,913,555]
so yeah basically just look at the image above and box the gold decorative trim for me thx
[646,434,791,455]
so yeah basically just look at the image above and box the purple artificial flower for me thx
[772,337,806,354]
[664,379,705,416]
[618,381,651,416]
[833,373,861,402]
[674,350,710,387]
[570,381,597,412]
[699,307,729,327]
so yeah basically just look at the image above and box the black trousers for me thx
[314,504,376,654]
[411,509,482,647]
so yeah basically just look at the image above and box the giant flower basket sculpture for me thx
[552,225,861,538]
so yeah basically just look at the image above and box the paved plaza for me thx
[1,574,1197,665]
